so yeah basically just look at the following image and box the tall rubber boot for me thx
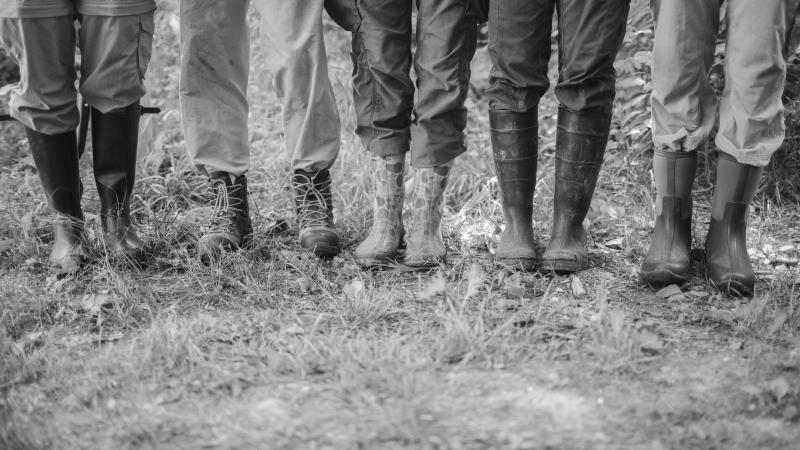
[641,150,697,284]
[293,169,341,258]
[404,162,452,267]
[26,128,86,273]
[705,152,764,297]
[197,171,253,264]
[542,107,611,274]
[355,154,405,266]
[91,102,144,254]
[490,109,538,270]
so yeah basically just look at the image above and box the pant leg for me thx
[346,0,414,158]
[485,0,554,113]
[716,0,792,167]
[254,0,340,171]
[411,0,481,167]
[79,11,154,113]
[0,17,78,134]
[650,0,719,153]
[179,0,250,176]
[555,0,630,112]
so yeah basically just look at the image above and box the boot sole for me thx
[640,269,689,285]
[497,257,536,272]
[709,277,754,298]
[307,242,341,259]
[355,252,398,268]
[541,258,587,274]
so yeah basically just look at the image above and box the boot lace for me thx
[207,177,242,234]
[293,174,330,229]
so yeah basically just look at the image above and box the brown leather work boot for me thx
[197,172,253,263]
[404,162,451,267]
[355,155,405,266]
[293,169,341,258]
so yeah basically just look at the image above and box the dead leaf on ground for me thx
[419,272,448,300]
[79,293,116,315]
[655,284,682,299]
[636,330,665,354]
[571,276,587,298]
[464,263,485,299]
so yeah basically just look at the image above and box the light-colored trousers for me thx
[651,0,793,167]
[179,0,341,176]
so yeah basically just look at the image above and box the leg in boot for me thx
[705,153,764,297]
[490,109,538,270]
[91,102,144,254]
[197,172,253,263]
[404,162,451,267]
[293,169,341,258]
[355,154,405,266]
[542,107,611,274]
[26,129,87,273]
[641,150,697,284]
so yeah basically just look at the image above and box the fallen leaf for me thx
[769,377,791,402]
[80,294,115,315]
[464,263,485,300]
[766,310,789,337]
[281,323,305,336]
[503,272,525,297]
[655,284,682,299]
[636,330,664,354]
[342,279,365,301]
[419,272,448,300]
[571,276,587,298]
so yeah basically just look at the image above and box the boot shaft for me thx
[490,110,538,209]
[91,102,141,210]
[652,149,697,218]
[711,152,764,221]
[25,128,83,220]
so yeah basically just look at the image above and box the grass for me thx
[1,1,800,449]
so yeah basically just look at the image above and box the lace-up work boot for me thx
[641,150,697,284]
[542,107,611,274]
[26,128,87,273]
[404,162,451,267]
[197,172,253,263]
[293,169,341,258]
[705,153,764,297]
[491,109,538,271]
[91,102,144,254]
[355,155,405,266]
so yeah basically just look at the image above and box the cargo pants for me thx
[180,0,341,176]
[486,0,630,114]
[0,0,155,135]
[651,0,793,167]
[325,0,485,168]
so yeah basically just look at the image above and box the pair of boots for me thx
[197,168,341,263]
[29,102,144,273]
[491,106,611,273]
[641,151,763,297]
[354,156,451,267]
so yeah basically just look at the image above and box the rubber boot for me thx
[355,154,405,266]
[705,153,764,297]
[91,102,144,254]
[491,109,538,271]
[197,172,253,263]
[542,107,611,274]
[293,169,341,258]
[404,162,451,267]
[26,128,86,273]
[641,150,697,284]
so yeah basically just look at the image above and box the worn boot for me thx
[404,162,451,267]
[26,128,86,273]
[542,107,611,274]
[491,109,538,271]
[197,172,253,263]
[91,102,144,254]
[293,169,341,258]
[355,154,405,266]
[641,150,697,284]
[705,153,764,297]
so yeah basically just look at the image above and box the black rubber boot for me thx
[490,109,538,271]
[197,172,253,263]
[91,102,144,254]
[705,153,764,297]
[641,150,697,284]
[293,169,341,258]
[26,128,86,273]
[542,107,611,274]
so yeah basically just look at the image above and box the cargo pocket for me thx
[324,0,362,32]
[136,13,155,79]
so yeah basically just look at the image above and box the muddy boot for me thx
[197,172,253,263]
[26,128,86,273]
[355,154,405,266]
[91,102,144,254]
[641,150,697,284]
[542,107,611,274]
[705,153,764,297]
[293,169,341,258]
[404,162,451,267]
[491,109,538,271]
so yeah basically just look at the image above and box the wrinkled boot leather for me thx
[404,162,451,267]
[293,169,341,258]
[542,107,611,274]
[491,109,538,270]
[197,172,253,263]
[26,128,86,273]
[91,102,144,254]
[705,153,764,297]
[355,154,405,266]
[641,150,697,284]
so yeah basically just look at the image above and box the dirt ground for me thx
[1,2,799,449]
